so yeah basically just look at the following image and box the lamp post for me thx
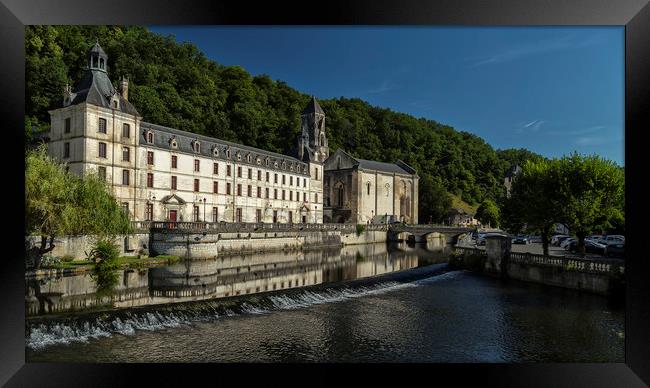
[203,197,206,223]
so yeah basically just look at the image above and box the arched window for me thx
[99,58,105,69]
[146,131,154,144]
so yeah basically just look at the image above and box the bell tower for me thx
[300,96,329,162]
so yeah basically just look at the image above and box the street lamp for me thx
[203,197,206,223]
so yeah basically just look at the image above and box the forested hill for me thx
[25,25,545,223]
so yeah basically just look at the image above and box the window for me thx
[367,182,371,195]
[193,206,200,222]
[122,147,130,162]
[274,174,278,184]
[257,187,261,198]
[213,163,218,175]
[236,208,242,223]
[63,142,70,158]
[98,118,107,133]
[256,209,262,223]
[98,166,106,181]
[296,191,299,202]
[98,142,107,158]
[171,176,177,190]
[193,141,201,153]
[122,123,130,138]
[315,193,319,203]
[247,185,252,197]
[212,207,218,222]
[194,179,200,192]
[266,172,269,182]
[265,188,269,199]
[304,178,307,188]
[274,189,277,199]
[226,183,231,195]
[282,190,286,200]
[282,175,286,185]
[237,166,242,178]
[146,203,153,221]
[213,181,218,194]
[147,173,153,188]
[171,155,177,169]
[315,168,319,180]
[248,168,252,179]
[122,170,130,185]
[257,170,261,180]
[227,165,232,176]
[237,184,242,196]
[290,176,293,186]
[146,131,154,143]
[64,118,71,134]
[303,192,306,202]
[147,151,154,165]
[289,191,293,201]
[194,159,200,172]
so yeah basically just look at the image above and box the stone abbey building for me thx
[47,43,417,224]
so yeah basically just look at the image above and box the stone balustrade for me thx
[136,221,389,234]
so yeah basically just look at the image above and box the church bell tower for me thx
[299,96,329,163]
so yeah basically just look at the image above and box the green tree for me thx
[418,175,452,224]
[475,199,500,228]
[553,153,625,256]
[501,159,559,256]
[25,146,131,267]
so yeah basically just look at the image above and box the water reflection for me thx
[26,243,450,317]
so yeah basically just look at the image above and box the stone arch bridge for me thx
[387,225,473,244]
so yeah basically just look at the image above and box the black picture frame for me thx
[1,0,648,386]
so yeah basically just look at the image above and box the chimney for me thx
[120,76,129,101]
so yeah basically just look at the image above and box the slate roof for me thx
[140,121,311,176]
[69,69,140,116]
[302,96,324,115]
[355,158,413,174]
[505,164,522,178]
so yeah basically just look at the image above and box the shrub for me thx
[40,255,61,268]
[61,255,75,262]
[356,224,366,236]
[87,239,120,296]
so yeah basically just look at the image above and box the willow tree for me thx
[553,153,625,256]
[501,159,559,256]
[25,146,131,265]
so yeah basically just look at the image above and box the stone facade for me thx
[322,149,419,224]
[47,43,324,224]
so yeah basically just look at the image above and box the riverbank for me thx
[25,255,181,279]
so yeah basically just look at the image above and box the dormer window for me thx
[236,152,242,161]
[290,163,294,172]
[226,147,231,159]
[169,136,178,149]
[265,158,270,167]
[212,145,219,157]
[145,130,154,144]
[192,139,201,153]
[247,154,252,163]
[282,161,287,170]
[256,156,261,165]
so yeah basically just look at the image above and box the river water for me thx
[26,242,624,362]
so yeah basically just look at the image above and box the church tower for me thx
[299,96,329,163]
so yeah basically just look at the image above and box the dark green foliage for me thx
[87,238,120,296]
[476,199,500,228]
[26,26,548,223]
[356,224,365,236]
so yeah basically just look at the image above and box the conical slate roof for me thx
[302,96,324,115]
[88,41,107,57]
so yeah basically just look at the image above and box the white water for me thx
[27,268,459,351]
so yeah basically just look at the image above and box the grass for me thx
[451,195,479,215]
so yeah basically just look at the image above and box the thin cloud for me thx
[517,120,546,133]
[366,80,400,95]
[575,136,609,146]
[547,125,606,136]
[469,33,604,68]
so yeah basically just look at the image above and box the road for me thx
[457,240,609,260]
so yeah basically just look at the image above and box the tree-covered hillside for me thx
[25,25,545,223]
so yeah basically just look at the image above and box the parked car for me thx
[528,235,542,243]
[604,242,625,258]
[565,239,607,255]
[560,238,576,249]
[551,235,570,246]
[600,235,625,245]
[554,236,573,247]
[512,234,529,244]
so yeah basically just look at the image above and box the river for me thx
[26,242,624,362]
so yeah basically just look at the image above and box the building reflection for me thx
[26,243,434,317]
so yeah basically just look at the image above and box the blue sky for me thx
[149,26,624,165]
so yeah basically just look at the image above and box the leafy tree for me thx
[25,146,131,267]
[501,159,559,255]
[475,199,500,228]
[418,175,452,224]
[553,153,625,255]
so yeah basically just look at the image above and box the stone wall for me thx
[25,233,150,261]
